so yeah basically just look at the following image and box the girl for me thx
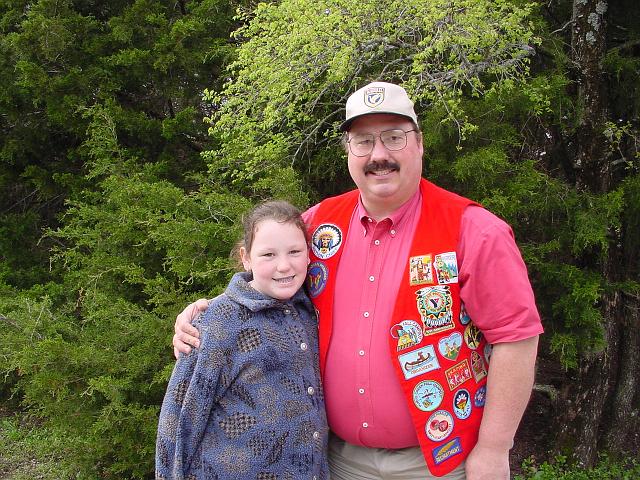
[156,201,329,480]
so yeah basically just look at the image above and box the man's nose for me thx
[369,135,389,161]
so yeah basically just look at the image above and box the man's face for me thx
[346,114,423,216]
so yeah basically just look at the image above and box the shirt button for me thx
[363,311,370,318]
[300,343,308,351]
[307,386,315,395]
[358,350,365,356]
[367,218,373,223]
[313,431,320,439]
[374,239,380,245]
[284,309,290,314]
[362,422,369,428]
[368,275,375,282]
[358,388,365,394]
[390,229,396,235]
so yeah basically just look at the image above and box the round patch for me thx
[453,389,472,419]
[390,320,424,351]
[306,261,328,298]
[484,343,493,364]
[459,303,471,325]
[426,410,454,441]
[464,323,483,350]
[311,224,342,260]
[474,385,487,407]
[412,380,444,412]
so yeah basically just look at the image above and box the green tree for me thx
[201,0,640,467]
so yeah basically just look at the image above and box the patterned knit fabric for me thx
[156,272,329,480]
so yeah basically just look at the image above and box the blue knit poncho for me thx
[156,272,329,480]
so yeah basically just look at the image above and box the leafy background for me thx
[1,0,638,478]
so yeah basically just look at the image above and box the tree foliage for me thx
[1,0,639,477]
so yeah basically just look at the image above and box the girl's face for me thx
[240,219,309,300]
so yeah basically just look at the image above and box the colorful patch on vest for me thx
[306,261,328,298]
[434,252,459,284]
[390,320,424,351]
[409,254,433,286]
[426,410,454,442]
[453,389,472,419]
[459,303,471,325]
[464,323,483,350]
[398,345,440,380]
[445,359,472,391]
[470,351,487,382]
[412,380,444,412]
[311,224,342,260]
[474,385,487,407]
[432,437,463,465]
[415,285,455,336]
[364,86,385,108]
[437,332,463,361]
[484,343,493,364]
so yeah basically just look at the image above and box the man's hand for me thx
[172,298,208,358]
[465,443,510,480]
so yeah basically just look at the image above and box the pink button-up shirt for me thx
[304,187,542,449]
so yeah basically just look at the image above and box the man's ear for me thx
[240,246,251,271]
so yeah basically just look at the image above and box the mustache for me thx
[364,160,400,174]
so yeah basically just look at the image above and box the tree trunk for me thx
[554,0,640,465]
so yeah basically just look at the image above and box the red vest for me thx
[306,179,489,476]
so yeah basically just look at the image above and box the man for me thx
[173,82,543,479]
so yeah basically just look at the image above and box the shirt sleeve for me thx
[156,312,227,479]
[458,205,544,344]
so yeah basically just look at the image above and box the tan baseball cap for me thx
[340,81,418,131]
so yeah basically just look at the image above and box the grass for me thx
[515,454,640,480]
[0,409,76,480]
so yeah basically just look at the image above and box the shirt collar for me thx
[356,187,422,235]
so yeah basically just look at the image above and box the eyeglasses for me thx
[346,129,418,157]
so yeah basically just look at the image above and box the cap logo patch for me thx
[364,86,385,108]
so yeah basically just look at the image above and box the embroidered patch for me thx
[415,285,455,336]
[390,320,424,351]
[437,332,463,361]
[445,359,472,391]
[459,303,471,325]
[484,343,493,364]
[409,254,433,286]
[398,345,440,380]
[364,86,385,108]
[474,385,487,407]
[432,437,463,465]
[464,323,483,350]
[306,261,328,298]
[412,380,444,412]
[470,351,488,382]
[453,389,472,419]
[434,252,459,284]
[426,410,454,441]
[311,224,342,260]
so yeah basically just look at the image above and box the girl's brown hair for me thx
[232,200,308,267]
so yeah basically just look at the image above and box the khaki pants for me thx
[328,434,466,480]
